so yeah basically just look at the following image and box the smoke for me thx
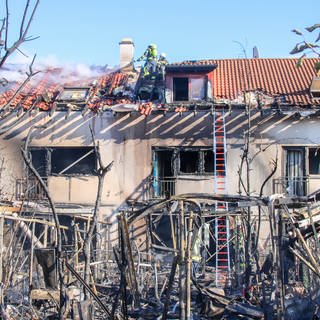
[1,53,117,91]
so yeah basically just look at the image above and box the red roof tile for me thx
[173,58,320,106]
[0,69,131,111]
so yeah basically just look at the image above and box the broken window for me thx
[28,147,97,176]
[309,148,320,174]
[203,150,214,173]
[153,149,176,197]
[173,77,188,101]
[153,147,214,177]
[30,149,48,177]
[51,147,96,175]
[57,87,90,101]
[180,150,199,173]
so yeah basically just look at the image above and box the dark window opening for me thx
[28,147,96,176]
[30,149,47,177]
[311,91,320,98]
[204,150,214,173]
[153,149,175,198]
[156,150,174,177]
[180,150,199,173]
[152,147,216,177]
[309,148,320,174]
[173,77,188,101]
[51,147,96,175]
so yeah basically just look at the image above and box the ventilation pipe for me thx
[253,46,260,59]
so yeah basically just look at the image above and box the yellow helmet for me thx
[149,43,157,49]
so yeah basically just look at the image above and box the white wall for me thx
[1,109,320,219]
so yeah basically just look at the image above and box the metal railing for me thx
[16,177,47,200]
[152,177,176,198]
[273,176,309,196]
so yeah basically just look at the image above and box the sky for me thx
[2,0,320,69]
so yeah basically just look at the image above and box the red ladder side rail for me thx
[213,109,230,286]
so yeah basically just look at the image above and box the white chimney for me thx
[119,38,134,71]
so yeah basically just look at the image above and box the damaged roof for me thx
[1,57,320,113]
[171,58,320,106]
[0,68,133,111]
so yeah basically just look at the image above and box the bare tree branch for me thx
[83,126,113,299]
[0,54,40,120]
[0,0,40,68]
[21,124,66,318]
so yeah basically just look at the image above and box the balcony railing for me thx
[16,177,47,200]
[152,178,176,198]
[273,176,309,196]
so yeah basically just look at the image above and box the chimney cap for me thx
[119,38,134,45]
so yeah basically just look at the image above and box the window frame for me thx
[28,146,97,177]
[308,147,320,175]
[172,75,207,102]
[153,147,215,177]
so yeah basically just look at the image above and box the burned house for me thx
[1,39,320,319]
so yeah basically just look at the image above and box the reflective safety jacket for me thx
[138,47,158,61]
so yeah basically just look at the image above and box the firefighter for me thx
[158,53,168,75]
[137,44,158,77]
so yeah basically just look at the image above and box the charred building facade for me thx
[0,41,320,318]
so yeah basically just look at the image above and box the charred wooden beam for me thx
[65,261,111,319]
[119,212,141,308]
[161,255,179,320]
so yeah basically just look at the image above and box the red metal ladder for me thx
[213,109,230,286]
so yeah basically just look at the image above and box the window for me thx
[29,147,97,176]
[180,150,199,173]
[57,87,90,101]
[203,150,214,173]
[310,77,320,99]
[30,149,48,177]
[309,148,320,174]
[51,147,96,175]
[173,78,188,101]
[153,147,214,176]
[190,78,206,101]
